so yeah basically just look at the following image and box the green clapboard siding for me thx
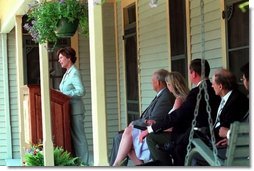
[0,29,20,166]
[138,0,169,113]
[8,29,20,163]
[79,2,119,155]
[116,2,126,129]
[190,0,224,74]
[0,33,6,165]
[103,3,119,153]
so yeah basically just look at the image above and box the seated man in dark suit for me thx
[143,59,221,166]
[109,69,175,166]
[191,68,249,166]
[219,62,249,139]
[213,68,249,144]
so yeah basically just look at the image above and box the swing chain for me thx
[184,0,220,166]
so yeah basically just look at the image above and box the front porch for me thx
[0,0,250,166]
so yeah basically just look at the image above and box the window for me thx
[225,0,249,94]
[169,0,187,79]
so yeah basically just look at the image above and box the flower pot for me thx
[55,18,79,38]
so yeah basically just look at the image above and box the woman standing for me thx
[58,47,89,165]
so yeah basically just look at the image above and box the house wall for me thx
[116,0,170,129]
[138,0,170,111]
[189,0,224,76]
[79,33,93,152]
[7,29,20,159]
[102,3,119,151]
[0,33,7,166]
[116,2,126,130]
[0,0,227,166]
[0,29,20,166]
[116,0,225,129]
[79,3,118,156]
[0,4,119,163]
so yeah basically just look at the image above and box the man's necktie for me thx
[141,95,158,118]
[214,99,225,128]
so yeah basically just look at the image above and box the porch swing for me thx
[184,0,250,166]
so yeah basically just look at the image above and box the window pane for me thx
[169,0,187,80]
[169,0,186,56]
[228,1,249,48]
[172,57,187,79]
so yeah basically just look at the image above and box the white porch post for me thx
[88,1,108,166]
[38,44,54,166]
[15,15,25,165]
[37,0,54,166]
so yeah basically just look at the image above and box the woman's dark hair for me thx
[189,58,210,77]
[57,47,77,64]
[240,62,249,81]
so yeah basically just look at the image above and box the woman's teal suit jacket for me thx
[59,65,85,115]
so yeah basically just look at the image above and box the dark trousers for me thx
[146,132,172,166]
[172,142,187,165]
[109,131,128,166]
[71,114,89,165]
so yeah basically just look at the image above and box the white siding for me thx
[116,0,225,129]
[8,30,20,159]
[0,29,19,166]
[79,3,119,155]
[102,3,119,153]
[0,0,229,166]
[190,0,223,76]
[116,1,170,129]
[0,33,7,166]
[116,2,126,129]
[79,33,93,153]
[138,0,169,111]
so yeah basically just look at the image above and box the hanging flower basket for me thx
[23,0,88,44]
[55,18,79,37]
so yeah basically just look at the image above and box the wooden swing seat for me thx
[185,121,249,166]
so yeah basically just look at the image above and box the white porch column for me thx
[88,1,108,166]
[38,44,54,166]
[38,0,54,166]
[15,15,25,165]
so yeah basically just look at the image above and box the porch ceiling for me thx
[0,0,34,33]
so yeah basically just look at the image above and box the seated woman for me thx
[113,71,189,166]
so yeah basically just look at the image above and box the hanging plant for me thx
[23,0,88,44]
[54,18,80,37]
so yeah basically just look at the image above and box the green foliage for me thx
[24,0,88,44]
[238,1,249,13]
[24,150,44,166]
[24,144,87,166]
[53,147,85,166]
[24,144,44,166]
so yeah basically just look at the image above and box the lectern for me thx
[22,85,73,154]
